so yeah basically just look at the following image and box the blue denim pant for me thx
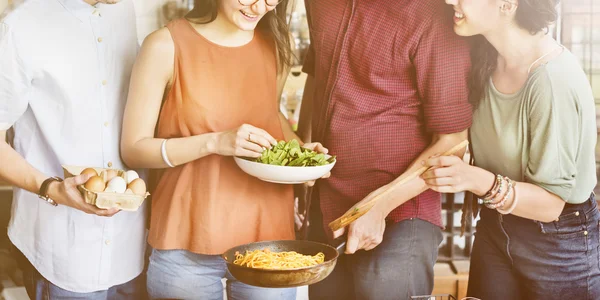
[146,248,297,300]
[11,244,146,300]
[468,195,600,300]
[307,218,443,300]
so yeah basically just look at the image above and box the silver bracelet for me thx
[161,139,175,168]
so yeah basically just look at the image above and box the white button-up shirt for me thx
[0,0,147,293]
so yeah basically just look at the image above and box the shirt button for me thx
[575,211,580,216]
[104,122,109,127]
[102,80,107,86]
[584,231,588,236]
[97,37,103,43]
[105,240,111,245]
[107,162,113,168]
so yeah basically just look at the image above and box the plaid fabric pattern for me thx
[302,0,473,235]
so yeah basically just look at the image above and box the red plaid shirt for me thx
[302,0,472,235]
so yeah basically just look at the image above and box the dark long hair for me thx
[186,0,293,73]
[469,0,559,108]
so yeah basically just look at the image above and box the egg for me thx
[84,176,105,193]
[124,170,139,184]
[100,169,119,183]
[106,176,127,193]
[80,167,98,177]
[127,178,147,196]
[104,186,118,193]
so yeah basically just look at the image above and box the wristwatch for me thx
[38,177,63,206]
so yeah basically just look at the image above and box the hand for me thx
[48,174,120,217]
[294,197,309,230]
[421,155,485,195]
[215,124,277,158]
[303,142,331,187]
[333,199,386,254]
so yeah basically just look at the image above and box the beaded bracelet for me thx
[483,176,506,205]
[481,174,503,201]
[486,178,514,209]
[497,182,518,214]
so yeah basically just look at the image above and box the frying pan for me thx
[222,238,346,288]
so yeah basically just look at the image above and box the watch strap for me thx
[38,176,63,206]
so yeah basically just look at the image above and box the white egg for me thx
[124,170,139,184]
[106,176,127,193]
[104,186,118,193]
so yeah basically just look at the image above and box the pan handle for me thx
[331,236,347,255]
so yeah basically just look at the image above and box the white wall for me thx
[133,0,170,43]
[0,0,7,14]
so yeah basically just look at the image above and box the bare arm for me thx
[0,129,46,194]
[121,29,276,169]
[423,158,566,223]
[0,129,117,215]
[335,130,468,253]
[471,168,566,222]
[509,183,565,222]
[120,29,212,169]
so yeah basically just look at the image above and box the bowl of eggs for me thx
[62,165,149,211]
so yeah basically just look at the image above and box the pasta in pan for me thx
[233,248,325,270]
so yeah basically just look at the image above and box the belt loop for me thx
[536,221,546,233]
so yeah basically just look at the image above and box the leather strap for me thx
[38,176,63,206]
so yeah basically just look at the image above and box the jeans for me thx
[11,244,146,300]
[308,208,443,300]
[146,248,297,300]
[468,195,600,300]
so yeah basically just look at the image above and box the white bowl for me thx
[233,155,336,184]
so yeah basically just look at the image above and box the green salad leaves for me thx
[255,139,335,167]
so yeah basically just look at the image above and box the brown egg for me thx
[80,167,98,177]
[100,169,119,183]
[127,178,147,196]
[84,176,106,193]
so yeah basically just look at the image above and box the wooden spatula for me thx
[328,140,469,232]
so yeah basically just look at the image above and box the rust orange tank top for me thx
[148,19,294,255]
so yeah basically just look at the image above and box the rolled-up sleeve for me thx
[0,22,30,131]
[524,73,578,201]
[414,8,472,134]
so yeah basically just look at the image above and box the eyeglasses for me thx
[238,0,283,7]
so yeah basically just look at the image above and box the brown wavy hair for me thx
[469,0,559,108]
[186,0,293,73]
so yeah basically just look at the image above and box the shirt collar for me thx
[56,0,97,23]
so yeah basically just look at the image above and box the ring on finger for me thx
[248,133,252,142]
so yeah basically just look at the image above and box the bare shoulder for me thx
[141,27,175,57]
[134,27,176,83]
